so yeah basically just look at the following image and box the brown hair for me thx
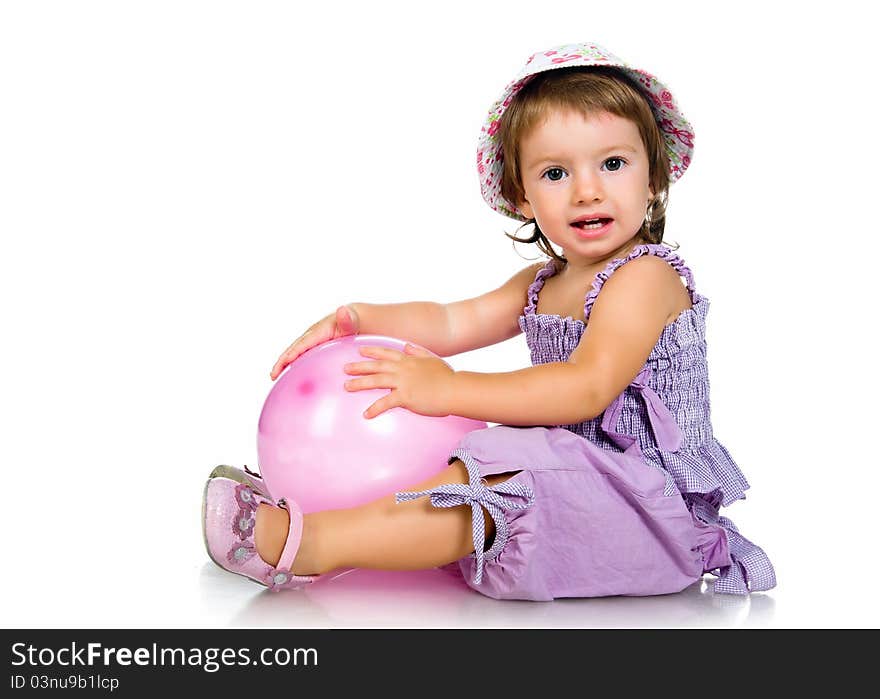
[499,66,672,264]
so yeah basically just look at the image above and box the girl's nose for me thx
[572,171,603,203]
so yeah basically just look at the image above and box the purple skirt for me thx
[396,425,731,602]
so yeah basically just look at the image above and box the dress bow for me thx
[396,467,534,585]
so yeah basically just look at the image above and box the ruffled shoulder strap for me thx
[583,244,698,322]
[523,258,562,315]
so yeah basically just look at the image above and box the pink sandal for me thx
[239,463,270,500]
[202,465,319,591]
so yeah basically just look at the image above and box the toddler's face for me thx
[517,108,653,267]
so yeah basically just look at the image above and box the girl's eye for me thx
[603,157,626,172]
[542,167,566,182]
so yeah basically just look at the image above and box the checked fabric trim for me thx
[395,449,535,585]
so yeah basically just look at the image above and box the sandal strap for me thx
[243,465,270,497]
[276,499,304,572]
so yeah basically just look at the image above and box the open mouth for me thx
[571,218,612,230]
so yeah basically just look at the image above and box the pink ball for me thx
[257,334,487,513]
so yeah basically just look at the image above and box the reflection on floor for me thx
[199,563,776,628]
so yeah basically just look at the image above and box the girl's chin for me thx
[560,234,643,261]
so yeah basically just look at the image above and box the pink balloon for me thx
[257,335,487,513]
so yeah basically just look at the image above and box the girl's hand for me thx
[270,305,360,381]
[343,344,456,419]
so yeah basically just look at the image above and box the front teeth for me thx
[578,221,604,229]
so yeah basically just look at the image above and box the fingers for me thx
[343,359,396,376]
[270,328,320,380]
[271,314,406,382]
[271,341,303,380]
[336,305,359,335]
[270,357,287,381]
[344,374,394,391]
[363,394,397,419]
[270,308,363,382]
[357,346,402,360]
[403,343,432,356]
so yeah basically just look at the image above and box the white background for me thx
[1,1,876,628]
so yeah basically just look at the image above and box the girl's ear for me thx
[519,199,534,219]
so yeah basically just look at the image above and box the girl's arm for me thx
[351,261,545,357]
[448,255,683,425]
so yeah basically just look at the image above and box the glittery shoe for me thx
[202,465,319,591]
[217,464,271,499]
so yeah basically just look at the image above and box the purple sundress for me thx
[396,244,777,601]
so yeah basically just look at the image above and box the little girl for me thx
[202,42,776,600]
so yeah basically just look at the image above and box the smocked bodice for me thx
[517,244,749,507]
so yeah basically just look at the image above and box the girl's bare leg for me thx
[254,459,516,576]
